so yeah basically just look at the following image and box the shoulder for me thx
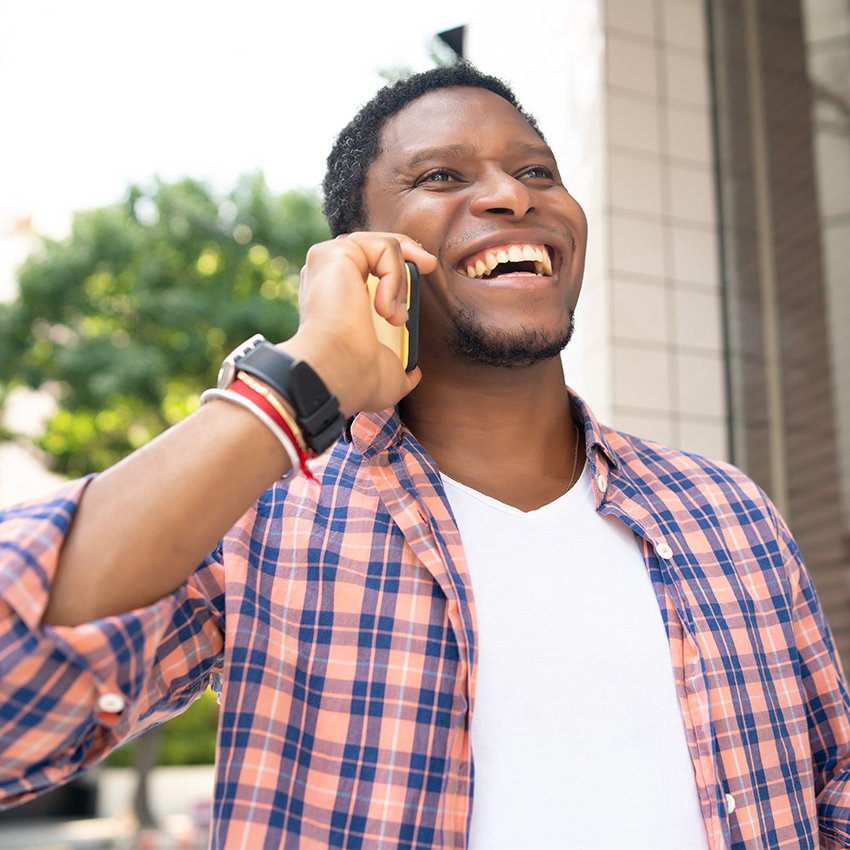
[604,425,753,487]
[601,425,781,525]
[600,427,807,589]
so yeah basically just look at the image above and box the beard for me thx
[447,307,575,368]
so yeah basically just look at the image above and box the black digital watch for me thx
[218,335,345,455]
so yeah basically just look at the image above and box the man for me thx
[1,63,849,849]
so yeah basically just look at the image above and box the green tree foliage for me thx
[106,690,221,768]
[0,174,329,476]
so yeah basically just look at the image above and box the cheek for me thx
[397,219,445,256]
[415,272,473,355]
[393,195,464,252]
[417,273,451,329]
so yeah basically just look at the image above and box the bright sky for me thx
[0,0,481,240]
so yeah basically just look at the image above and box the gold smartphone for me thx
[365,262,420,371]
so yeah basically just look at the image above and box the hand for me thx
[277,233,436,417]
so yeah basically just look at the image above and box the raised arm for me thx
[42,233,436,626]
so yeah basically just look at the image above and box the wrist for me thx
[234,372,307,455]
[217,334,346,455]
[200,381,308,480]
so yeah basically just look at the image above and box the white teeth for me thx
[461,245,553,279]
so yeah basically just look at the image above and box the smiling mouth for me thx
[457,243,554,280]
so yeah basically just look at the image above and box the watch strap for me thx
[235,342,295,400]
[235,341,345,455]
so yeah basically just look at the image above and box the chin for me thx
[448,309,575,368]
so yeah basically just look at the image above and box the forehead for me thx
[374,87,545,170]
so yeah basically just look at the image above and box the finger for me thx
[354,232,436,276]
[343,233,433,323]
[404,366,422,393]
[393,236,437,273]
[367,355,422,415]
[358,237,408,321]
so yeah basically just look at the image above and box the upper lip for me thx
[453,233,563,280]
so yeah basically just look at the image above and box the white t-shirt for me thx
[441,465,709,850]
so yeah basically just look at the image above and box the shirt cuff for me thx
[0,476,187,728]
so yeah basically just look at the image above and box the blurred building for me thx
[461,0,850,665]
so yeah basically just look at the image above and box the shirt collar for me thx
[569,389,620,474]
[346,409,403,458]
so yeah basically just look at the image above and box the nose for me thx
[470,168,536,219]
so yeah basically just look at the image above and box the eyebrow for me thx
[403,143,476,168]
[400,140,557,170]
[506,142,557,159]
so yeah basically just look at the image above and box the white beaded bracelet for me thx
[200,388,299,479]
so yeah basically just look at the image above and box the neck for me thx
[399,356,584,511]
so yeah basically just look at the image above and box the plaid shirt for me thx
[1,392,850,849]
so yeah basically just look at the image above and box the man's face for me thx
[362,86,588,370]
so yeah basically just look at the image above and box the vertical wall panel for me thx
[709,0,850,662]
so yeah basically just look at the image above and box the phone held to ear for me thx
[365,262,420,372]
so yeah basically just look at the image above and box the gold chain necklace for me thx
[567,422,581,490]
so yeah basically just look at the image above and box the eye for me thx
[521,166,554,180]
[416,169,459,186]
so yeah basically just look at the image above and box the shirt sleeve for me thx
[0,477,226,808]
[778,507,850,847]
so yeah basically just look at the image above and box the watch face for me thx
[217,361,236,389]
[218,333,266,389]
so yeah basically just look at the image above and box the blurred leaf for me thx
[106,689,220,767]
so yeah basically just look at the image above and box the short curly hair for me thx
[322,63,545,237]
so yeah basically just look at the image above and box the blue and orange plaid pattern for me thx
[1,392,849,849]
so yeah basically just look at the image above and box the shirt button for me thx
[657,542,673,559]
[97,693,126,714]
[725,793,736,814]
[596,474,607,494]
